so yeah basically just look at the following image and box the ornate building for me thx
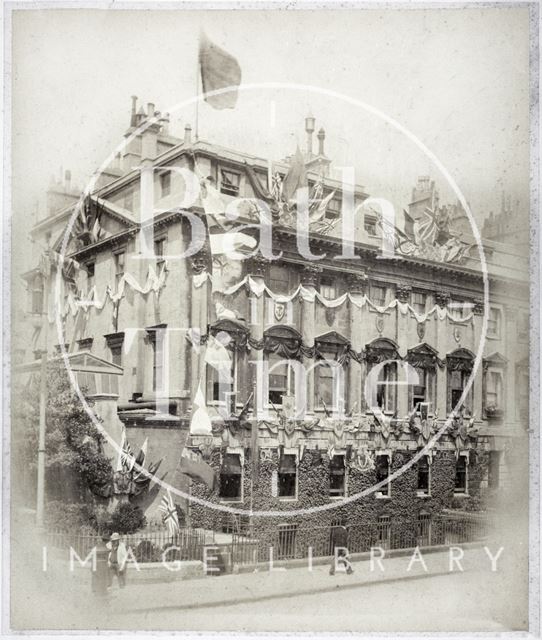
[21,98,529,547]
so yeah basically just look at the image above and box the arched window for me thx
[263,326,302,408]
[405,343,441,412]
[446,348,475,413]
[314,332,350,413]
[365,339,401,413]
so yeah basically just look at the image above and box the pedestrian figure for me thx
[107,532,128,588]
[329,525,354,575]
[91,536,112,603]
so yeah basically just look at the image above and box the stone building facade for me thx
[21,98,530,543]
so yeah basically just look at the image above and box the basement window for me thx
[329,454,346,497]
[417,456,431,496]
[219,453,242,501]
[375,454,391,498]
[278,454,297,499]
[454,453,469,494]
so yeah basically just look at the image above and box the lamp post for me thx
[36,257,49,526]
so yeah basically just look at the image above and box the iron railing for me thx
[45,512,496,570]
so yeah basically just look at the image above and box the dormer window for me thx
[364,215,378,237]
[220,169,240,196]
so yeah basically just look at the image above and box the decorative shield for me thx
[417,321,426,340]
[282,395,296,419]
[453,327,462,344]
[376,315,384,334]
[325,307,336,326]
[274,302,286,322]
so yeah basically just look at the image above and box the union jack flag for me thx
[158,490,180,536]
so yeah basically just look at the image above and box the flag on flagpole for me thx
[158,490,180,536]
[199,31,242,110]
[180,447,217,491]
[282,147,307,202]
[189,382,213,435]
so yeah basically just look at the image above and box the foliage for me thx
[15,363,114,499]
[44,500,96,531]
[108,502,147,534]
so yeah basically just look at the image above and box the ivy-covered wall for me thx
[188,445,488,556]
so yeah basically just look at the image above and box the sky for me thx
[10,5,531,278]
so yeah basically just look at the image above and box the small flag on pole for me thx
[158,489,180,536]
[199,31,242,110]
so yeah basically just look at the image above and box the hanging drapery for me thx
[192,270,476,324]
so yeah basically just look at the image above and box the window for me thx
[454,454,468,494]
[411,292,426,315]
[76,371,97,395]
[114,252,125,287]
[147,327,167,393]
[375,455,391,497]
[100,373,119,395]
[278,454,297,499]
[85,262,95,292]
[154,237,166,265]
[370,284,386,307]
[409,366,435,410]
[220,169,240,196]
[448,299,470,322]
[30,276,44,314]
[219,453,242,501]
[316,353,346,412]
[485,370,503,411]
[449,369,469,412]
[329,455,346,497]
[488,451,501,489]
[364,215,378,236]
[518,312,529,342]
[417,456,430,496]
[326,197,341,220]
[319,277,337,300]
[267,353,296,406]
[105,332,124,367]
[159,171,171,197]
[375,362,397,413]
[268,265,291,295]
[207,352,236,405]
[487,307,502,338]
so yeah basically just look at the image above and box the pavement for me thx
[10,543,529,633]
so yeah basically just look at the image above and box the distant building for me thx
[482,193,529,251]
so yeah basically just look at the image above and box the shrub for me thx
[108,502,147,534]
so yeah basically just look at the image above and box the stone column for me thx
[347,273,367,414]
[472,300,484,420]
[504,304,516,427]
[434,292,450,416]
[395,284,412,419]
[247,256,268,417]
[300,265,321,416]
[189,251,210,403]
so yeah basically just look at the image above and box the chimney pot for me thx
[305,114,315,155]
[184,124,192,145]
[147,102,155,118]
[317,127,326,156]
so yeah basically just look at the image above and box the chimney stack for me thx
[184,124,192,145]
[160,112,170,135]
[147,102,155,119]
[130,95,138,127]
[317,127,326,156]
[305,114,315,156]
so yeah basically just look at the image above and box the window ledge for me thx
[368,308,391,316]
[329,495,346,500]
[453,492,469,497]
[278,497,298,503]
[375,494,391,500]
[87,393,119,399]
[416,492,431,498]
[219,499,244,504]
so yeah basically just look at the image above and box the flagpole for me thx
[36,251,50,527]
[195,36,201,141]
